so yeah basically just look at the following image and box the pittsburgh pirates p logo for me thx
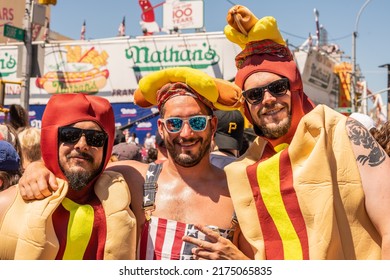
[228,122,237,134]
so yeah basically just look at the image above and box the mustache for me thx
[173,138,199,145]
[66,152,94,163]
[258,102,288,116]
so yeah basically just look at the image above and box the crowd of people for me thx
[0,4,389,260]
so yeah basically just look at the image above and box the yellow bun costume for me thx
[225,6,285,49]
[223,5,381,260]
[134,67,244,111]
[0,172,136,260]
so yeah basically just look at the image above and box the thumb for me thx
[48,173,59,191]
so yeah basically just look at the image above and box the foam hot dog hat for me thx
[224,5,315,145]
[134,67,244,111]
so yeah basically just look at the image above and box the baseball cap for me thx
[214,110,244,151]
[0,140,20,171]
[349,113,376,131]
[112,142,142,161]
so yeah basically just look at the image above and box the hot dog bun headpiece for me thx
[224,5,314,145]
[134,67,244,111]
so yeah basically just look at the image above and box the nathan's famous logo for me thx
[36,46,109,94]
[0,51,17,77]
[125,42,220,71]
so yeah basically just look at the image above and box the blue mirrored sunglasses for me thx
[161,115,212,133]
[242,78,290,105]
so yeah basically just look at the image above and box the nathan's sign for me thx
[125,43,219,72]
[31,32,238,102]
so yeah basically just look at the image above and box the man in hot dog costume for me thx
[0,93,136,259]
[223,5,390,259]
[16,67,253,260]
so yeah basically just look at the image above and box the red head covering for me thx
[236,40,315,147]
[157,82,214,111]
[225,7,315,147]
[41,93,115,183]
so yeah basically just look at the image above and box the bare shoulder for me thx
[0,185,18,222]
[107,160,149,179]
[346,117,388,168]
[208,165,230,194]
[106,160,149,193]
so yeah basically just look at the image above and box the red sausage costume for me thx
[224,6,381,259]
[0,94,136,259]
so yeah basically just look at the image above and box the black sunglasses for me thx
[161,115,212,133]
[242,78,290,105]
[58,127,108,147]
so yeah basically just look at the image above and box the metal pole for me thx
[351,31,356,113]
[351,0,372,113]
[20,0,33,112]
[378,64,390,121]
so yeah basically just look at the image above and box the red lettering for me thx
[173,7,192,18]
[0,8,14,21]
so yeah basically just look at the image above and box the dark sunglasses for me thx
[58,127,108,147]
[242,78,290,105]
[161,115,212,133]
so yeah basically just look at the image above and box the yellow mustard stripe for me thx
[61,197,94,260]
[257,152,303,259]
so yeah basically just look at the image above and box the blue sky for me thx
[50,0,390,104]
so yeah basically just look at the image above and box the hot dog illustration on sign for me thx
[36,46,110,94]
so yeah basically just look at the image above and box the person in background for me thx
[112,141,142,162]
[372,121,390,157]
[154,132,168,163]
[0,124,24,169]
[222,5,390,260]
[17,67,252,260]
[8,104,29,133]
[127,132,139,145]
[144,147,158,163]
[0,93,137,260]
[114,128,126,145]
[17,127,42,170]
[210,109,244,169]
[0,140,22,192]
[143,132,155,150]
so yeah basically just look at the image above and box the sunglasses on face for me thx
[161,115,212,133]
[58,127,108,147]
[242,78,290,105]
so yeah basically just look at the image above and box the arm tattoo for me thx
[346,118,386,167]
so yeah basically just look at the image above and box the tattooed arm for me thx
[346,118,390,259]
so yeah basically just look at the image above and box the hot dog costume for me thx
[223,6,381,259]
[0,94,137,260]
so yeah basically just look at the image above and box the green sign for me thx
[3,24,25,41]
[335,107,352,114]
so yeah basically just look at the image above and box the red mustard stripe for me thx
[246,162,284,259]
[279,149,309,259]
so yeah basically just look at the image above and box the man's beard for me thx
[258,115,292,139]
[255,102,292,139]
[165,136,211,167]
[61,152,101,191]
[64,169,100,191]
